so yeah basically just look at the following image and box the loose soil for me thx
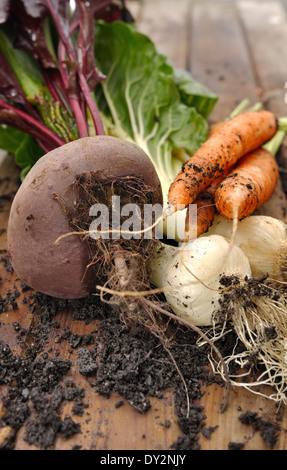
[0,274,218,450]
[0,178,282,450]
[0,268,281,450]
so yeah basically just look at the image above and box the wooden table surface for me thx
[1,0,287,451]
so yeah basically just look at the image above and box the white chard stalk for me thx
[205,215,287,281]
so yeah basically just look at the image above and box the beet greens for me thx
[0,0,217,187]
[0,0,132,177]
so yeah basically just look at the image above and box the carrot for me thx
[184,168,232,240]
[209,121,224,136]
[214,147,279,220]
[184,193,215,241]
[167,110,278,216]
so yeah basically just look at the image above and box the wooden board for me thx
[188,1,260,122]
[132,0,190,69]
[2,0,287,451]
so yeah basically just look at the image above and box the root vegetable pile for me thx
[151,106,287,404]
[2,0,287,418]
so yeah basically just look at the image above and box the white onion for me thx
[149,234,251,326]
[149,243,179,288]
[206,215,287,280]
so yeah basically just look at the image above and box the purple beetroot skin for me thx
[7,136,162,299]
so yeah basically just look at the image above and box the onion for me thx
[206,215,287,280]
[149,234,251,326]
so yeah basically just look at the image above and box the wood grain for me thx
[238,1,287,92]
[189,1,260,122]
[133,0,190,70]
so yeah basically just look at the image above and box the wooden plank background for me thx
[1,0,287,450]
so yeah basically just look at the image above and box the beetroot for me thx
[7,136,162,299]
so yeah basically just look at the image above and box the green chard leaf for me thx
[174,68,218,119]
[0,125,44,180]
[94,21,215,201]
[0,126,25,154]
[14,133,44,181]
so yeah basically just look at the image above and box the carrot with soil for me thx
[197,147,278,282]
[184,144,280,240]
[184,168,232,240]
[184,191,216,241]
[184,102,262,240]
[166,110,278,217]
[214,147,279,221]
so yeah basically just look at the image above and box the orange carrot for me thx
[184,168,232,240]
[209,121,224,136]
[167,110,278,215]
[184,193,215,241]
[214,147,279,220]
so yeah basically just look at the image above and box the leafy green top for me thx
[0,0,217,183]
